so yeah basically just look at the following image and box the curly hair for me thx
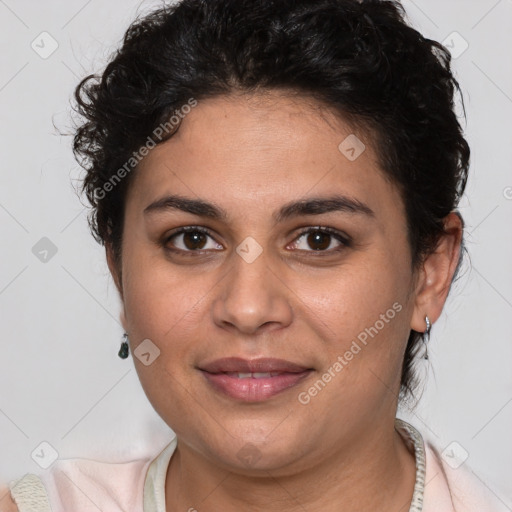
[72,0,470,402]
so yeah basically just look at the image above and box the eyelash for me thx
[162,225,351,256]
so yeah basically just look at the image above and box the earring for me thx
[118,333,130,359]
[423,315,431,360]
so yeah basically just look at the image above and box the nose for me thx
[212,242,293,335]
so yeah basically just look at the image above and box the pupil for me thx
[308,231,330,250]
[184,231,206,250]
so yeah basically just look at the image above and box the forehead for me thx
[126,91,403,223]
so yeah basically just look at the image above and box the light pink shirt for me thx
[7,420,509,511]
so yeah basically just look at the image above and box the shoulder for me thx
[3,473,52,512]
[0,484,19,512]
[2,453,154,512]
[423,441,509,512]
[49,454,154,511]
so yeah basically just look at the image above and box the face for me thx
[114,91,421,474]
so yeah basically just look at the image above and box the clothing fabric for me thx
[7,419,508,511]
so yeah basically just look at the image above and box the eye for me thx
[164,226,223,253]
[290,227,351,252]
[162,225,351,255]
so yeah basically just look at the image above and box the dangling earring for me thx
[118,333,130,359]
[423,315,431,360]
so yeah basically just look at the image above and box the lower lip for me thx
[200,370,312,402]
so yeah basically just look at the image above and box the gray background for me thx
[0,0,511,505]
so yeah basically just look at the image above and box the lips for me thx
[198,357,313,401]
[199,357,310,374]
[222,371,283,378]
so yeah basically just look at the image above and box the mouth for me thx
[198,357,314,402]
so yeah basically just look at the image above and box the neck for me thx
[165,420,417,512]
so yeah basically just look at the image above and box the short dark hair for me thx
[72,0,470,402]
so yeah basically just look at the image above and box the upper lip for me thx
[199,357,311,374]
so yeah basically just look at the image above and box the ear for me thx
[106,243,129,332]
[410,212,463,333]
[106,243,122,295]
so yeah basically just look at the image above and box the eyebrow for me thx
[143,194,375,222]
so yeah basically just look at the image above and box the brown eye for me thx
[306,231,331,250]
[292,227,350,252]
[164,227,223,253]
[182,231,207,250]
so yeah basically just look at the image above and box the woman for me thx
[2,0,507,510]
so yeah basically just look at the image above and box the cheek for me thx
[120,227,211,334]
[301,249,412,397]
[120,250,212,415]
[308,255,407,336]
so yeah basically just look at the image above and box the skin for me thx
[0,486,17,511]
[106,90,462,512]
